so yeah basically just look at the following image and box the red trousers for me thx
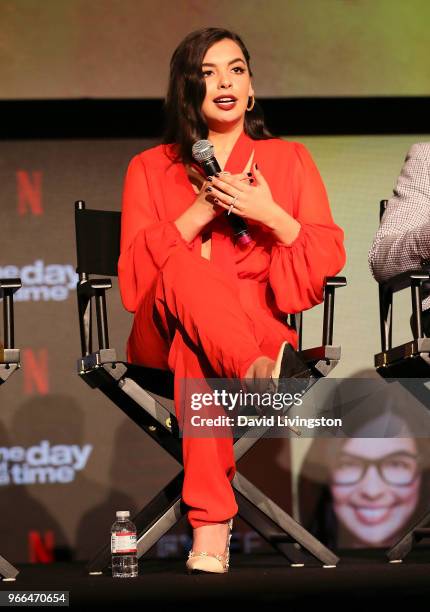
[128,244,294,528]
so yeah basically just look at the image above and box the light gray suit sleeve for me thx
[369,143,430,284]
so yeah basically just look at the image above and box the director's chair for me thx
[0,278,21,581]
[75,200,346,572]
[374,199,430,563]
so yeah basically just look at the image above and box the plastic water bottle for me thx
[111,510,138,578]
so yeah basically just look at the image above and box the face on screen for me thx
[330,437,421,546]
[200,38,254,131]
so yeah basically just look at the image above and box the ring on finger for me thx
[228,193,239,216]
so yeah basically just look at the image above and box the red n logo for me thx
[16,171,43,216]
[22,348,49,395]
[28,531,54,563]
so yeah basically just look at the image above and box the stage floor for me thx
[1,551,430,610]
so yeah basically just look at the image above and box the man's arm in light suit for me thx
[369,142,430,283]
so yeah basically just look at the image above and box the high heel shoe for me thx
[186,519,233,574]
[271,342,315,436]
[271,341,316,398]
[272,341,312,383]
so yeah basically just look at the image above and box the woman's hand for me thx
[191,170,252,221]
[206,164,301,244]
[174,171,252,243]
[206,164,282,227]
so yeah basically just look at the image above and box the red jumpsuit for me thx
[118,131,345,528]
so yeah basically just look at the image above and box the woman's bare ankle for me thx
[192,522,230,555]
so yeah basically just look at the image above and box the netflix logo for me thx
[22,348,49,395]
[16,170,43,216]
[29,531,54,563]
[0,260,77,302]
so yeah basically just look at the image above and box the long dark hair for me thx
[163,27,272,164]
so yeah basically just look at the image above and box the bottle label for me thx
[111,532,137,553]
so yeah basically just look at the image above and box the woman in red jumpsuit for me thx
[118,27,346,573]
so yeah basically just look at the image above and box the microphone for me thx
[192,140,252,246]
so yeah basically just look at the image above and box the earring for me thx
[246,95,255,112]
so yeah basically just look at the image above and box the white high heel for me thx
[186,519,233,574]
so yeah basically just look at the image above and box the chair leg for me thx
[386,509,430,563]
[0,553,19,581]
[84,359,340,571]
[233,472,339,567]
[236,493,311,565]
[136,497,184,558]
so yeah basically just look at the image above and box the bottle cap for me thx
[116,510,130,518]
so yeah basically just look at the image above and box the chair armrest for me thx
[0,278,22,298]
[378,269,430,351]
[290,276,347,351]
[0,278,22,350]
[77,278,112,356]
[379,267,430,295]
[292,277,346,378]
[77,278,112,297]
[322,276,347,346]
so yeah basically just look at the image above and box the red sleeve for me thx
[118,154,191,312]
[269,143,346,313]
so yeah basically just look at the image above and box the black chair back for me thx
[75,200,121,277]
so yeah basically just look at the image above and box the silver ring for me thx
[228,193,239,216]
